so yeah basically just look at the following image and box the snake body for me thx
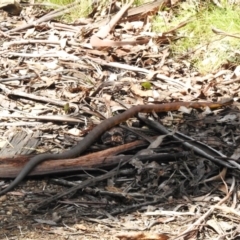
[0,101,231,195]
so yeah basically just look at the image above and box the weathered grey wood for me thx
[0,130,41,157]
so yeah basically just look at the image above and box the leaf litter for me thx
[0,0,240,239]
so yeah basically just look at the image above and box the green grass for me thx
[38,0,92,22]
[39,0,152,23]
[152,1,240,73]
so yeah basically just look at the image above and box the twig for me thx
[7,0,84,33]
[212,27,240,39]
[216,176,235,206]
[86,56,188,89]
[138,115,236,168]
[176,207,215,238]
[0,83,79,112]
[34,166,121,210]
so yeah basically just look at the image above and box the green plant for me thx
[152,1,240,73]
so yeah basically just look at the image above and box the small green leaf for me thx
[64,103,70,114]
[141,82,152,90]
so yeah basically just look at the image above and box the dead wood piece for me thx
[0,140,147,178]
[0,130,41,157]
